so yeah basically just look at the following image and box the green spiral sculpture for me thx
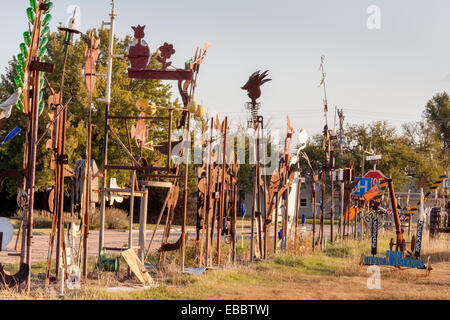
[14,0,53,116]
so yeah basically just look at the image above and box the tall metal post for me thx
[99,0,116,255]
[181,114,191,272]
[388,179,403,251]
[312,184,317,251]
[217,117,227,265]
[24,66,41,293]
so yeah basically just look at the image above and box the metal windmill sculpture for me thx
[0,0,55,293]
[241,70,271,261]
[242,70,271,129]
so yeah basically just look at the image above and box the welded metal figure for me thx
[44,13,80,286]
[4,0,56,293]
[98,19,209,273]
[241,70,271,106]
[241,70,271,261]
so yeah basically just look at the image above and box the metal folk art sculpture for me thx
[44,11,80,285]
[242,70,271,128]
[97,21,209,273]
[241,70,271,260]
[0,0,55,293]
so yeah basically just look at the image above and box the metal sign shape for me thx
[371,218,378,255]
[241,70,271,105]
[354,177,372,196]
[0,218,14,250]
[415,220,424,258]
[363,250,427,270]
[131,112,149,150]
[364,170,387,188]
[366,155,382,161]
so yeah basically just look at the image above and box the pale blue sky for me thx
[1,0,450,137]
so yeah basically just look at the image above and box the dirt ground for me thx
[1,227,448,300]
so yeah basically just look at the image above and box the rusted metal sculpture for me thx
[78,29,101,278]
[5,0,55,293]
[97,19,209,273]
[44,14,80,285]
[0,263,29,288]
[241,70,271,261]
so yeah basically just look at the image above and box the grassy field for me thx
[1,231,449,300]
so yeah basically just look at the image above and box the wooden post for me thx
[387,179,403,251]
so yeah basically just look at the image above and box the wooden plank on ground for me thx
[121,249,153,285]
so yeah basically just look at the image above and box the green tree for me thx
[423,92,449,170]
[0,28,177,203]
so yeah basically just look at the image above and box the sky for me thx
[1,0,450,138]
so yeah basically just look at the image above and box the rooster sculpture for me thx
[241,70,271,105]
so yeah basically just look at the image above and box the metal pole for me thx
[180,114,191,272]
[339,182,344,241]
[217,117,227,265]
[128,170,135,250]
[204,118,213,266]
[99,1,116,255]
[256,124,263,257]
[24,67,41,293]
[312,185,316,251]
[138,188,148,262]
[330,170,334,243]
[387,179,403,251]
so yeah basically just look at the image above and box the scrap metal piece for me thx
[241,70,271,105]
[0,263,29,288]
[159,233,188,252]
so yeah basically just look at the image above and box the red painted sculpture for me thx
[127,25,192,81]
[129,25,150,69]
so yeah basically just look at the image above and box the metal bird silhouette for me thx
[241,70,271,105]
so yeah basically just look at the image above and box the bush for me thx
[33,211,53,229]
[32,210,79,229]
[90,207,129,230]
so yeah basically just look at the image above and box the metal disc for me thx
[0,217,14,250]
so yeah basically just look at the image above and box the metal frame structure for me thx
[96,9,209,272]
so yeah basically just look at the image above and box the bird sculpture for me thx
[241,70,271,105]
